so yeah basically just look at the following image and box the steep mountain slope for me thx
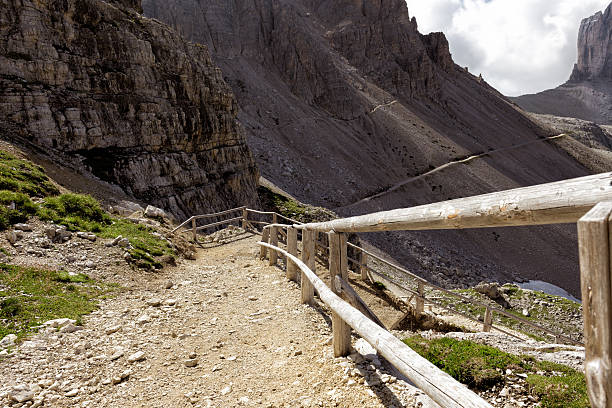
[0,0,259,219]
[143,0,592,296]
[513,3,612,124]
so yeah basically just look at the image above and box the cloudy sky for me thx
[404,0,610,96]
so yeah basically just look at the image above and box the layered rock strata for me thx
[0,0,259,218]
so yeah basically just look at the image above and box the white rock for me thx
[184,358,198,367]
[60,323,80,333]
[14,223,32,231]
[354,338,378,362]
[127,351,146,363]
[146,298,162,307]
[136,314,151,325]
[164,299,177,306]
[109,347,124,361]
[0,333,17,348]
[220,385,232,396]
[9,390,34,403]
[43,318,75,328]
[144,205,167,219]
[105,325,121,335]
[65,389,79,397]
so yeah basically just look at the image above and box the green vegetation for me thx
[404,336,526,389]
[435,284,582,343]
[257,185,336,223]
[0,191,38,230]
[526,361,589,408]
[0,263,116,340]
[38,193,111,232]
[0,150,175,270]
[0,151,59,198]
[403,336,589,407]
[99,219,174,269]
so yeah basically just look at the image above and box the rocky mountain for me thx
[0,0,259,219]
[513,3,612,124]
[141,0,595,296]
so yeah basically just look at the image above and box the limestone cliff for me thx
[570,4,612,82]
[513,3,612,125]
[0,0,259,218]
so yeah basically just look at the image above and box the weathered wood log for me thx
[195,216,243,231]
[578,202,612,408]
[287,227,298,282]
[269,225,278,266]
[258,242,493,408]
[415,281,425,317]
[242,208,248,230]
[334,276,386,329]
[483,307,493,333]
[301,229,315,305]
[259,228,270,260]
[329,232,351,357]
[297,172,612,232]
[361,252,369,281]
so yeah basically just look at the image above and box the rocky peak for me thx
[569,3,612,82]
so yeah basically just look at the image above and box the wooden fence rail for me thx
[175,172,612,408]
[259,241,493,408]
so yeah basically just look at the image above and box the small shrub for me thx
[0,297,21,318]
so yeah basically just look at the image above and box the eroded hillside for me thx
[143,0,591,296]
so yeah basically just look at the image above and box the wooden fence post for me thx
[259,228,270,260]
[301,229,315,305]
[269,226,278,266]
[191,218,197,242]
[415,281,425,318]
[330,231,352,357]
[272,213,278,225]
[578,201,612,408]
[361,252,369,281]
[483,307,493,332]
[287,227,298,282]
[242,208,248,230]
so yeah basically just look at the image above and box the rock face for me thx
[513,3,612,124]
[570,5,612,82]
[144,0,592,296]
[0,0,259,218]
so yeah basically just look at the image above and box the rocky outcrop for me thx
[570,4,612,82]
[513,3,612,124]
[143,0,591,297]
[0,0,259,218]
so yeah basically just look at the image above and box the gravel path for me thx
[0,233,436,407]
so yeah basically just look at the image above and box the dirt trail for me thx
[0,233,434,408]
[339,134,568,211]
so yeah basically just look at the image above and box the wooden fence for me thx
[173,172,612,407]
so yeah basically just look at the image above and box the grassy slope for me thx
[404,336,589,408]
[0,264,117,340]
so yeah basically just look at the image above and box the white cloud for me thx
[405,0,611,96]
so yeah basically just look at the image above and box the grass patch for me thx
[0,191,38,230]
[403,336,589,407]
[98,219,173,270]
[527,361,590,408]
[38,193,111,232]
[403,336,527,390]
[0,263,115,341]
[0,151,58,198]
